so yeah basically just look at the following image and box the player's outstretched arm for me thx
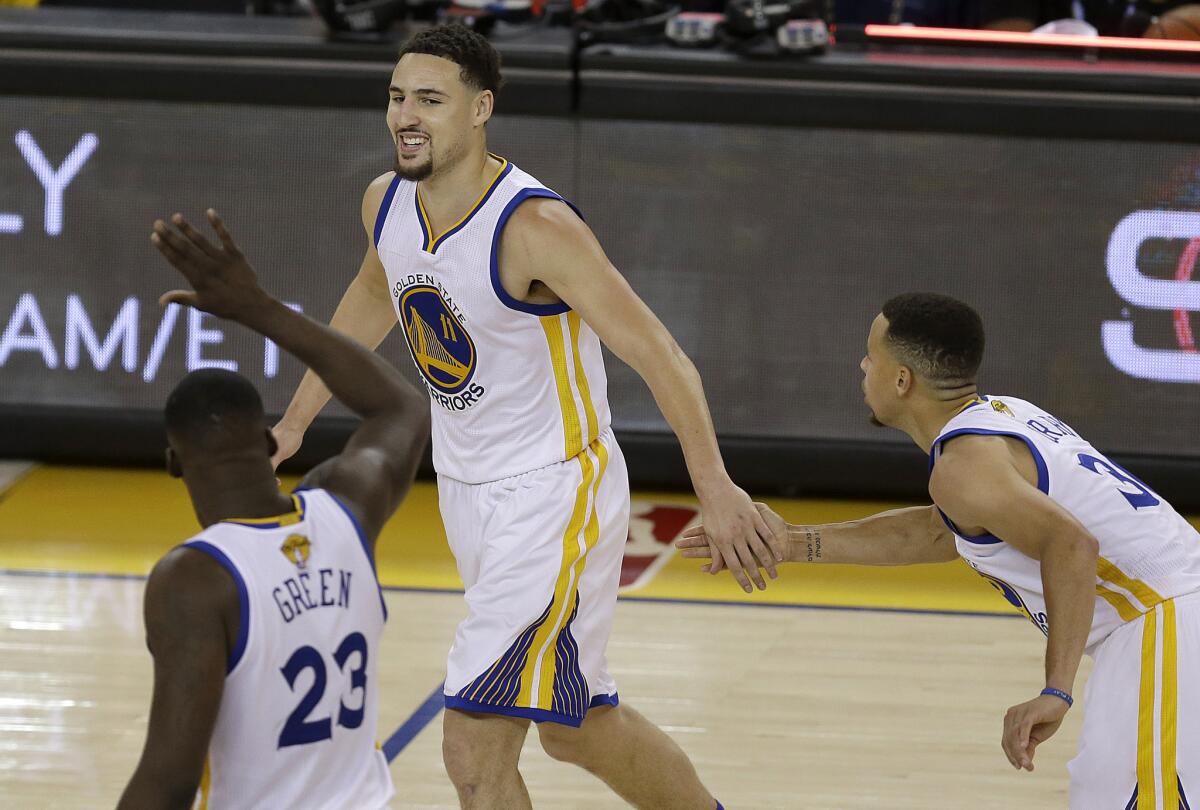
[930,434,1098,773]
[677,502,958,567]
[116,548,232,810]
[272,172,404,468]
[150,209,429,549]
[498,198,785,595]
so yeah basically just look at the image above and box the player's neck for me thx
[418,147,498,227]
[183,462,294,528]
[905,389,980,454]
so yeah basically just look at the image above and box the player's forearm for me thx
[1039,531,1099,694]
[636,342,731,496]
[116,768,201,810]
[785,506,956,565]
[277,277,398,431]
[241,296,417,424]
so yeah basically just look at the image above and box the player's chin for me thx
[393,153,432,182]
[867,411,886,428]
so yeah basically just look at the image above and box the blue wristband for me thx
[1040,687,1073,708]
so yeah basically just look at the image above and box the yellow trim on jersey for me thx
[541,315,584,459]
[1098,556,1165,613]
[567,312,598,445]
[417,155,509,253]
[223,494,304,528]
[1137,610,1157,810]
[196,756,211,810]
[954,397,983,414]
[517,447,597,706]
[1162,600,1179,810]
[1096,584,1143,623]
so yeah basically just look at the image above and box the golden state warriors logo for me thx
[281,534,311,570]
[400,286,478,395]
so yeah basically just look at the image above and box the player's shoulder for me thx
[360,171,399,225]
[146,542,239,619]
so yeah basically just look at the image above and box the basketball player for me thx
[116,210,429,809]
[679,292,1199,808]
[271,23,777,810]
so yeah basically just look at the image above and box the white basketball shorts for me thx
[438,429,630,727]
[1068,589,1199,809]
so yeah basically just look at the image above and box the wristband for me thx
[1040,687,1073,708]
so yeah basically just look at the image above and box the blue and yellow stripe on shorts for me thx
[1124,597,1186,810]
[448,312,607,725]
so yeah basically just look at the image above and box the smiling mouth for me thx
[397,132,429,153]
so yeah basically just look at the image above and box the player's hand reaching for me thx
[677,502,789,578]
[151,209,269,321]
[1001,693,1069,772]
[690,485,786,593]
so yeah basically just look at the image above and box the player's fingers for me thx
[207,208,243,257]
[151,230,189,268]
[1000,712,1020,769]
[158,290,198,308]
[717,541,751,592]
[751,508,787,563]
[1017,719,1034,770]
[680,524,707,539]
[172,213,222,259]
[679,547,713,559]
[746,530,779,580]
[153,218,203,261]
[707,541,726,574]
[734,539,766,591]
[675,533,708,549]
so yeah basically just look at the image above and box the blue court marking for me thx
[0,568,1021,620]
[382,681,445,762]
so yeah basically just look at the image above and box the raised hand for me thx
[150,209,267,320]
[1001,693,1069,772]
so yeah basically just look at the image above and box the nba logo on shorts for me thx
[620,501,699,591]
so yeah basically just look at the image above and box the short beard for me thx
[393,154,432,181]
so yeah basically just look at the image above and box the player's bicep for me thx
[135,550,230,791]
[514,204,678,374]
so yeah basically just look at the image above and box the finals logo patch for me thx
[990,400,1015,418]
[281,534,311,570]
[399,285,477,395]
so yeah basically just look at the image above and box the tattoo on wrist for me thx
[804,528,823,562]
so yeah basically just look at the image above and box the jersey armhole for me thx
[930,427,1051,546]
[373,174,403,250]
[185,540,250,674]
[489,188,584,316]
[321,489,390,623]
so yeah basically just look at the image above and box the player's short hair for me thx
[880,292,985,386]
[397,24,503,94]
[165,369,266,445]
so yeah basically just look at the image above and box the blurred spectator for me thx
[981,0,1200,37]
[2,0,254,10]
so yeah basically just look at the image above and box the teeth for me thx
[402,136,425,145]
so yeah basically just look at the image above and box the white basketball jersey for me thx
[373,156,611,484]
[931,395,1200,652]
[184,488,393,810]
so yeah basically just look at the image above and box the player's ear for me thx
[265,428,279,459]
[895,366,913,396]
[166,447,183,479]
[474,90,493,127]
